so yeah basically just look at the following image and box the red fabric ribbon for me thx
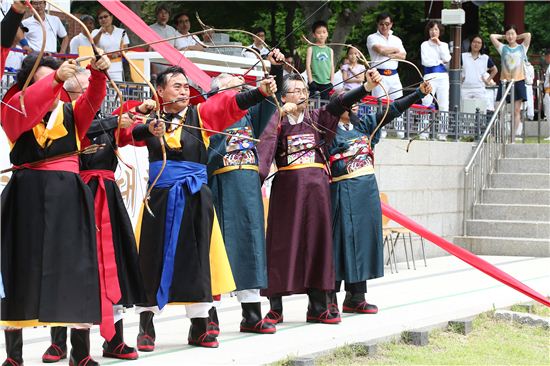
[80,169,122,341]
[97,0,212,91]
[381,202,550,307]
[13,155,79,173]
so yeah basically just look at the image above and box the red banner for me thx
[98,0,211,91]
[381,202,550,307]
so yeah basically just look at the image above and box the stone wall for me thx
[375,139,475,262]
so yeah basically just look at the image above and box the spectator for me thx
[340,46,366,91]
[306,20,334,100]
[283,53,294,76]
[490,25,531,139]
[461,35,498,113]
[173,12,203,51]
[366,13,406,138]
[69,14,95,55]
[92,7,129,82]
[543,49,550,140]
[22,0,68,53]
[149,4,183,49]
[420,20,451,140]
[242,27,269,59]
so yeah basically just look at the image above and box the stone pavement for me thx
[6,255,550,365]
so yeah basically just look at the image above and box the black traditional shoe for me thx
[136,312,155,352]
[69,329,98,366]
[263,296,284,324]
[102,320,138,360]
[188,318,219,348]
[328,291,341,318]
[3,329,23,366]
[342,300,378,314]
[306,289,341,324]
[42,327,68,363]
[240,302,276,334]
[207,307,220,337]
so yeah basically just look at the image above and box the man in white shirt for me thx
[366,13,406,138]
[22,0,68,53]
[173,12,204,51]
[69,14,94,54]
[242,27,269,59]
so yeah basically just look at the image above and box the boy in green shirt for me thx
[306,20,334,100]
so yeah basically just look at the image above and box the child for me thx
[306,20,334,100]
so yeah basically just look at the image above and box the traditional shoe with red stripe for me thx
[306,309,342,324]
[42,343,67,363]
[136,334,155,352]
[69,355,98,366]
[263,310,283,324]
[207,307,220,337]
[342,301,378,314]
[241,318,276,334]
[103,342,139,360]
[188,318,219,348]
[2,358,22,366]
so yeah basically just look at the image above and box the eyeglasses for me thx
[287,88,309,95]
[98,14,110,20]
[378,22,392,27]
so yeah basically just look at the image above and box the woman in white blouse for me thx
[421,21,451,140]
[92,8,129,82]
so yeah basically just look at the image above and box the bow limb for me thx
[120,46,165,217]
[19,0,46,117]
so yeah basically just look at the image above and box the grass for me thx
[510,303,550,317]
[313,311,550,365]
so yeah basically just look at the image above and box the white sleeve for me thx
[366,34,376,53]
[54,16,67,38]
[91,29,99,37]
[420,42,430,66]
[496,43,503,55]
[439,42,451,63]
[122,31,130,45]
[69,36,79,54]
[396,37,406,54]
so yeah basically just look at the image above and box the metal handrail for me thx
[462,80,515,235]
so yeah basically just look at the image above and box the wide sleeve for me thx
[73,66,107,140]
[197,90,249,135]
[256,112,280,182]
[1,72,63,142]
[1,7,24,49]
[119,121,146,147]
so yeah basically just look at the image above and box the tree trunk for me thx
[270,3,277,46]
[122,1,143,45]
[284,2,297,55]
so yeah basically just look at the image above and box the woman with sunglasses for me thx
[92,7,129,81]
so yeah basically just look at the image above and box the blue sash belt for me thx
[149,160,207,309]
[424,64,447,74]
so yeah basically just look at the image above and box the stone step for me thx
[454,236,550,257]
[474,203,550,221]
[490,173,550,189]
[482,188,550,205]
[504,144,550,159]
[524,121,550,138]
[497,158,550,174]
[466,219,550,239]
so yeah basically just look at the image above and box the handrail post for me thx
[510,80,515,143]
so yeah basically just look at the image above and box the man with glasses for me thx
[22,0,68,54]
[258,70,382,326]
[367,13,406,138]
[173,12,204,51]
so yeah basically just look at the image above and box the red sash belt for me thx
[13,156,79,173]
[80,169,121,341]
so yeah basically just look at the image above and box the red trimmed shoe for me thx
[188,318,219,348]
[306,309,342,324]
[2,358,22,366]
[103,342,139,360]
[263,310,283,324]
[207,321,220,336]
[69,355,98,366]
[207,307,220,337]
[342,301,378,314]
[240,319,276,334]
[136,334,155,352]
[42,343,67,363]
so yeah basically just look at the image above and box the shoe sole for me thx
[137,345,155,352]
[240,327,276,334]
[42,354,67,363]
[188,340,219,348]
[103,351,139,360]
[342,308,378,314]
[306,316,341,324]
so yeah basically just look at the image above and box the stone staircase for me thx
[456,144,550,257]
